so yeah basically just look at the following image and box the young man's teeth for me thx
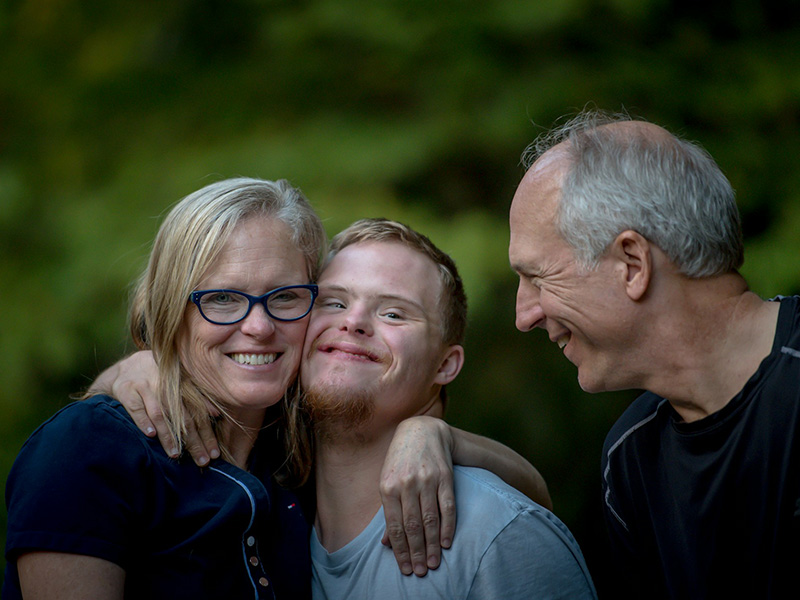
[231,353,276,365]
[556,335,569,349]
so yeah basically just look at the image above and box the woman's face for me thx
[178,216,310,423]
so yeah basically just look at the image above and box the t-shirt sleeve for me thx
[466,508,598,600]
[5,398,154,567]
[601,494,667,599]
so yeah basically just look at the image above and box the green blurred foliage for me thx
[2,0,800,594]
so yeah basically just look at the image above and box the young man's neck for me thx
[313,427,395,552]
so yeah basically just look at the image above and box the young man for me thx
[509,109,800,598]
[303,219,596,598]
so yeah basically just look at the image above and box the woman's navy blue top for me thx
[4,395,311,599]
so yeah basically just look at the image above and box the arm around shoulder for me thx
[449,425,552,510]
[87,350,221,465]
[378,416,552,579]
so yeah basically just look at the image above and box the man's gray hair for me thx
[522,110,744,277]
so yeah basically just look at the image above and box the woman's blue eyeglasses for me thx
[189,284,318,325]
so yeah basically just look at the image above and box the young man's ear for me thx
[434,345,465,386]
[611,230,652,301]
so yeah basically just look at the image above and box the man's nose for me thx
[340,305,373,336]
[515,281,545,332]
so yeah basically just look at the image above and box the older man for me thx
[509,110,800,598]
[304,219,596,599]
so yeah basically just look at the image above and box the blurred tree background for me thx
[2,0,800,595]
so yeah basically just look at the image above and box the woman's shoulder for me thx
[5,397,166,572]
[13,395,155,477]
[29,394,138,437]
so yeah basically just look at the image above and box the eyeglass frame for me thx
[188,284,319,325]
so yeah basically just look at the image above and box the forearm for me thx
[86,362,122,396]
[450,426,552,510]
[18,552,125,599]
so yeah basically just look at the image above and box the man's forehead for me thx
[318,240,447,337]
[319,241,441,296]
[509,145,575,272]
[512,144,569,224]
[526,143,572,182]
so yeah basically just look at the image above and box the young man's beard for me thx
[302,383,376,444]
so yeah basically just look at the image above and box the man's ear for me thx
[610,230,652,301]
[434,345,465,386]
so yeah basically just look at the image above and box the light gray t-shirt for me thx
[311,466,597,599]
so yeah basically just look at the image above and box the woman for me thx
[4,178,326,599]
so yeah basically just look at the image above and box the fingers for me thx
[106,351,177,453]
[379,416,458,577]
[117,384,157,438]
[111,375,174,450]
[381,494,414,576]
[400,494,428,576]
[420,488,442,571]
[438,483,456,549]
[196,419,221,463]
[144,396,178,459]
[182,425,209,466]
[388,482,457,576]
[410,474,458,574]
[106,351,224,465]
[182,412,220,467]
[380,479,444,577]
[199,399,222,460]
[113,372,177,457]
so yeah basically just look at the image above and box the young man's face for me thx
[300,240,460,432]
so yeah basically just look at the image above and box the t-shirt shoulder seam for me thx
[602,398,668,531]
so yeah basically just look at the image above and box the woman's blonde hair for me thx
[129,177,325,480]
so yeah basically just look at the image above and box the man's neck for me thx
[642,279,780,422]
[313,428,394,553]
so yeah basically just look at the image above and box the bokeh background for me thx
[3,0,800,595]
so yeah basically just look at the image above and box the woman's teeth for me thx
[230,353,277,365]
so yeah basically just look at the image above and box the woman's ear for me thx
[434,345,465,386]
[611,230,652,301]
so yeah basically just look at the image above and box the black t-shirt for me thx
[601,296,800,599]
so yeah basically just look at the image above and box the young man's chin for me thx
[303,383,377,432]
